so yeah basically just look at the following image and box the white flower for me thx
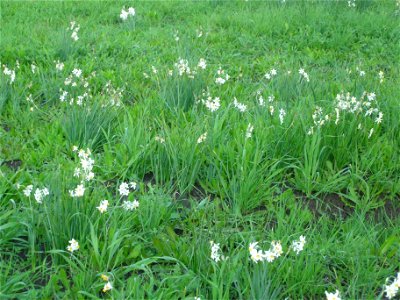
[72,68,82,78]
[263,250,276,262]
[127,7,135,16]
[368,128,374,139]
[102,281,113,293]
[72,145,78,152]
[55,60,64,71]
[271,241,283,258]
[215,77,226,85]
[204,97,221,112]
[375,112,383,124]
[233,97,247,112]
[155,136,165,144]
[119,182,130,196]
[129,181,137,190]
[120,9,129,20]
[31,64,37,74]
[378,70,384,83]
[299,68,310,82]
[279,108,286,124]
[245,123,254,139]
[71,31,79,41]
[97,200,109,214]
[34,188,49,204]
[71,184,85,197]
[67,239,79,253]
[122,199,139,211]
[384,283,398,299]
[325,290,341,300]
[210,241,224,262]
[198,58,207,70]
[23,185,33,196]
[292,235,306,254]
[197,132,207,144]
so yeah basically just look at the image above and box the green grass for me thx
[1,0,399,299]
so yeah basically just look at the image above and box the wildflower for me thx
[292,235,306,254]
[102,281,113,293]
[97,200,109,214]
[101,274,109,281]
[210,241,225,262]
[245,123,254,139]
[233,97,247,112]
[194,297,201,300]
[204,97,221,112]
[34,188,49,204]
[55,60,64,71]
[263,250,276,262]
[249,242,264,263]
[215,67,229,85]
[174,30,180,42]
[269,105,275,115]
[23,185,33,196]
[72,145,78,152]
[197,132,207,144]
[119,182,130,196]
[120,9,129,20]
[375,112,383,124]
[299,68,310,82]
[31,64,37,74]
[271,241,283,258]
[122,199,139,211]
[128,7,135,16]
[70,184,85,197]
[348,0,356,7]
[3,65,16,83]
[198,58,207,70]
[378,70,384,83]
[155,136,165,144]
[325,290,341,300]
[72,68,82,78]
[129,181,137,190]
[67,239,79,253]
[279,108,286,124]
[385,284,398,299]
[151,66,158,74]
[368,128,374,139]
[69,22,80,42]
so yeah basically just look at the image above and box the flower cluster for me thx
[245,123,254,139]
[264,68,277,80]
[69,21,80,42]
[215,66,229,85]
[210,241,226,262]
[198,90,221,112]
[348,0,356,7]
[60,68,95,106]
[69,147,94,197]
[325,289,341,300]
[55,60,64,71]
[299,68,310,82]
[307,106,330,135]
[174,58,196,78]
[197,132,207,144]
[102,81,124,107]
[100,274,113,293]
[119,181,139,211]
[249,241,283,263]
[67,239,79,253]
[120,7,135,21]
[22,185,49,204]
[384,272,400,299]
[233,97,247,113]
[97,200,109,214]
[291,235,306,254]
[2,64,16,83]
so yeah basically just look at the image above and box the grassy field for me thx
[1,1,400,299]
